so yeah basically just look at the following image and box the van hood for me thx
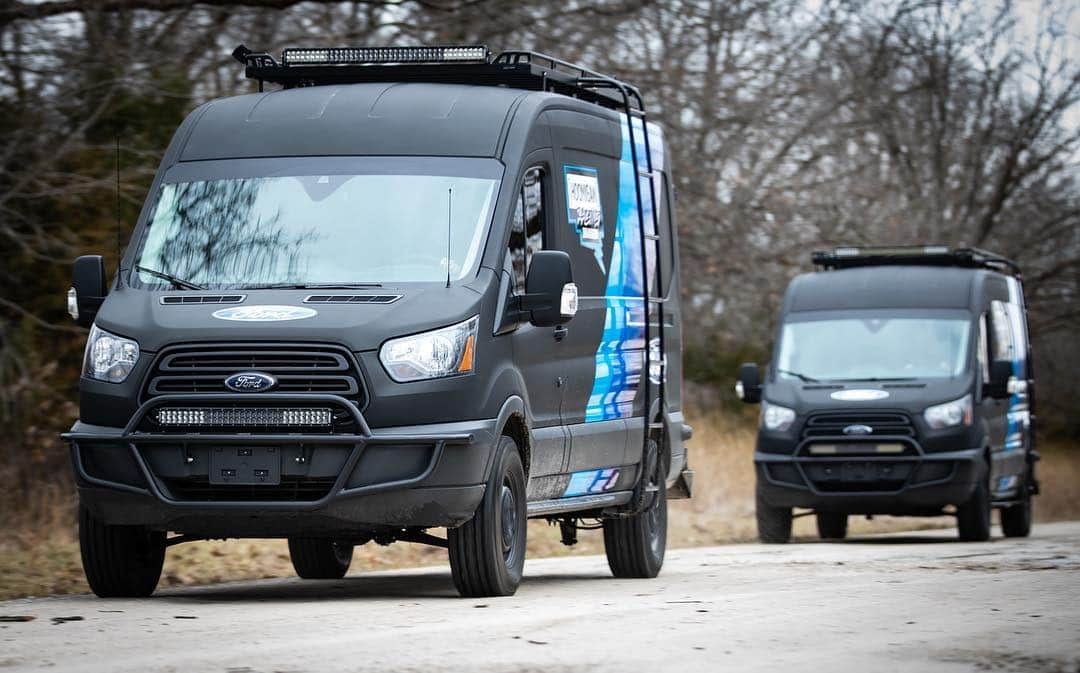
[92,282,486,353]
[762,376,975,415]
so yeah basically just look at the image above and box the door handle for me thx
[553,325,568,341]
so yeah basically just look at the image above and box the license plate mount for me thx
[209,446,281,485]
[841,461,874,482]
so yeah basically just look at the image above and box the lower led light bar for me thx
[281,45,489,66]
[155,407,333,427]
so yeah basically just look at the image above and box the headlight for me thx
[379,316,478,382]
[761,401,796,431]
[82,325,139,383]
[923,394,973,429]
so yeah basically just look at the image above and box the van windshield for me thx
[775,314,972,382]
[132,158,501,288]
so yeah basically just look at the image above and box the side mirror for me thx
[736,362,762,404]
[521,250,577,327]
[69,255,107,328]
[985,360,1013,400]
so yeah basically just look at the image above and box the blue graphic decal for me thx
[584,117,652,422]
[564,468,621,497]
[1002,289,1028,455]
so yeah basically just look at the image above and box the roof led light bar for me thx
[832,245,950,258]
[155,407,333,427]
[281,45,489,67]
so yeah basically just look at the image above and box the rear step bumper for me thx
[668,467,694,500]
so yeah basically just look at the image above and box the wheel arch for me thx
[494,395,530,478]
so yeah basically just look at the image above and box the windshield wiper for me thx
[134,265,205,291]
[776,368,820,383]
[832,376,918,382]
[241,282,384,290]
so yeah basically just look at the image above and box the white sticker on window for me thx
[565,166,603,242]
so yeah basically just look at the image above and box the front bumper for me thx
[755,446,983,515]
[64,393,495,536]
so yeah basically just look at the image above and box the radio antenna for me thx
[445,186,453,288]
[115,137,122,269]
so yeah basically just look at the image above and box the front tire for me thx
[287,539,354,579]
[816,512,848,540]
[957,465,992,542]
[603,440,667,579]
[448,435,527,597]
[756,486,793,543]
[79,505,165,598]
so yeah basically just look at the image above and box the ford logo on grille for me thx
[224,372,277,392]
[843,424,874,436]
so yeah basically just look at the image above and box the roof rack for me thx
[231,44,643,112]
[811,245,1022,277]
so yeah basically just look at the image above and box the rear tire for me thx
[448,435,527,597]
[816,512,848,540]
[603,440,667,579]
[1000,472,1033,538]
[287,539,353,579]
[79,505,165,598]
[957,465,992,542]
[756,487,793,544]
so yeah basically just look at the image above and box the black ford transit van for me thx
[737,246,1036,543]
[64,46,692,598]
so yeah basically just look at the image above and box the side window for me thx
[989,300,1015,363]
[507,167,545,294]
[1004,302,1027,368]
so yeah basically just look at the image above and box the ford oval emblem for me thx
[212,305,317,322]
[830,389,890,402]
[843,424,874,435]
[224,372,277,392]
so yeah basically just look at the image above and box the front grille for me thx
[159,475,337,502]
[798,411,920,492]
[143,343,367,409]
[801,412,915,439]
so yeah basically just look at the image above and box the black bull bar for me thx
[62,393,474,510]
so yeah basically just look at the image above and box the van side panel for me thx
[541,109,631,472]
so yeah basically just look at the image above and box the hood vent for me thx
[303,294,401,305]
[161,295,245,305]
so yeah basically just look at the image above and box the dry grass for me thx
[1,411,1077,601]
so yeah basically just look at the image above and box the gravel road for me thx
[2,521,1078,673]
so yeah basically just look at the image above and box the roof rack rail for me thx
[811,245,1022,277]
[230,44,641,112]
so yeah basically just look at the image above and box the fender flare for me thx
[489,395,530,479]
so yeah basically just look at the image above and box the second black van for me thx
[737,246,1036,543]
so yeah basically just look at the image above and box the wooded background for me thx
[1,0,1077,530]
